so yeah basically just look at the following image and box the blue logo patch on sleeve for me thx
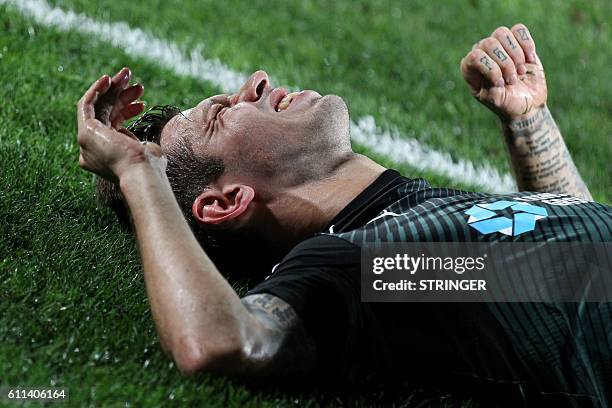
[465,200,548,236]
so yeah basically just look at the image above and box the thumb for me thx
[460,56,485,96]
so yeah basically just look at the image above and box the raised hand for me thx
[94,67,145,129]
[77,68,165,183]
[460,24,547,120]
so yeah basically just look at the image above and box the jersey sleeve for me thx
[245,234,385,379]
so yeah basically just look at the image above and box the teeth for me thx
[277,92,299,111]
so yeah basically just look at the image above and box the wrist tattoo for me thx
[505,107,548,132]
[503,106,592,200]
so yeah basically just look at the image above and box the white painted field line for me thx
[2,0,517,193]
[350,117,515,190]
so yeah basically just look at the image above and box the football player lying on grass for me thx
[77,23,611,406]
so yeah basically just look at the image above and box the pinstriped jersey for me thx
[247,170,612,406]
[327,176,611,245]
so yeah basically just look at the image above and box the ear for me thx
[192,184,255,226]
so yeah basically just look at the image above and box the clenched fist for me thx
[460,24,547,120]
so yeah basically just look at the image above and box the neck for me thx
[264,153,386,253]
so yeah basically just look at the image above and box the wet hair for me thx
[95,105,224,245]
[95,105,276,282]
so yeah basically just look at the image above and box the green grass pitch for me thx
[1,0,610,406]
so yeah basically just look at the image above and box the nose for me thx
[230,70,269,106]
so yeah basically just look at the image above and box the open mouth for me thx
[275,91,301,112]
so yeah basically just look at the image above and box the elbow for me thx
[173,346,208,376]
[170,335,244,376]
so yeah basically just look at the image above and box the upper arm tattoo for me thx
[240,294,316,378]
[243,293,298,330]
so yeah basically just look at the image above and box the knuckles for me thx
[467,49,484,63]
[479,37,499,50]
[84,119,100,134]
[492,26,511,37]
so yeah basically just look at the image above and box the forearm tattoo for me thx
[503,107,592,200]
[241,294,316,378]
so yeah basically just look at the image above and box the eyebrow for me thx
[161,111,200,153]
[165,109,195,142]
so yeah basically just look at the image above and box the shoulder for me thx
[239,235,362,379]
[282,233,361,264]
[246,233,361,305]
[290,233,360,252]
[256,233,362,294]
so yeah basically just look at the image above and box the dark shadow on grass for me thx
[226,375,491,408]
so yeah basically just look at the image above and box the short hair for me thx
[95,105,276,282]
[96,104,224,245]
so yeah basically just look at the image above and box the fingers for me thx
[511,23,537,64]
[118,83,144,106]
[108,67,132,98]
[90,67,145,128]
[110,101,146,128]
[492,26,527,75]
[78,67,132,127]
[110,84,145,126]
[77,75,111,124]
[82,74,112,106]
[466,23,537,87]
[80,116,141,150]
[461,48,505,91]
[478,37,518,85]
[122,101,146,119]
[76,68,152,180]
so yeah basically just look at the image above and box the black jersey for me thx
[246,170,612,406]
